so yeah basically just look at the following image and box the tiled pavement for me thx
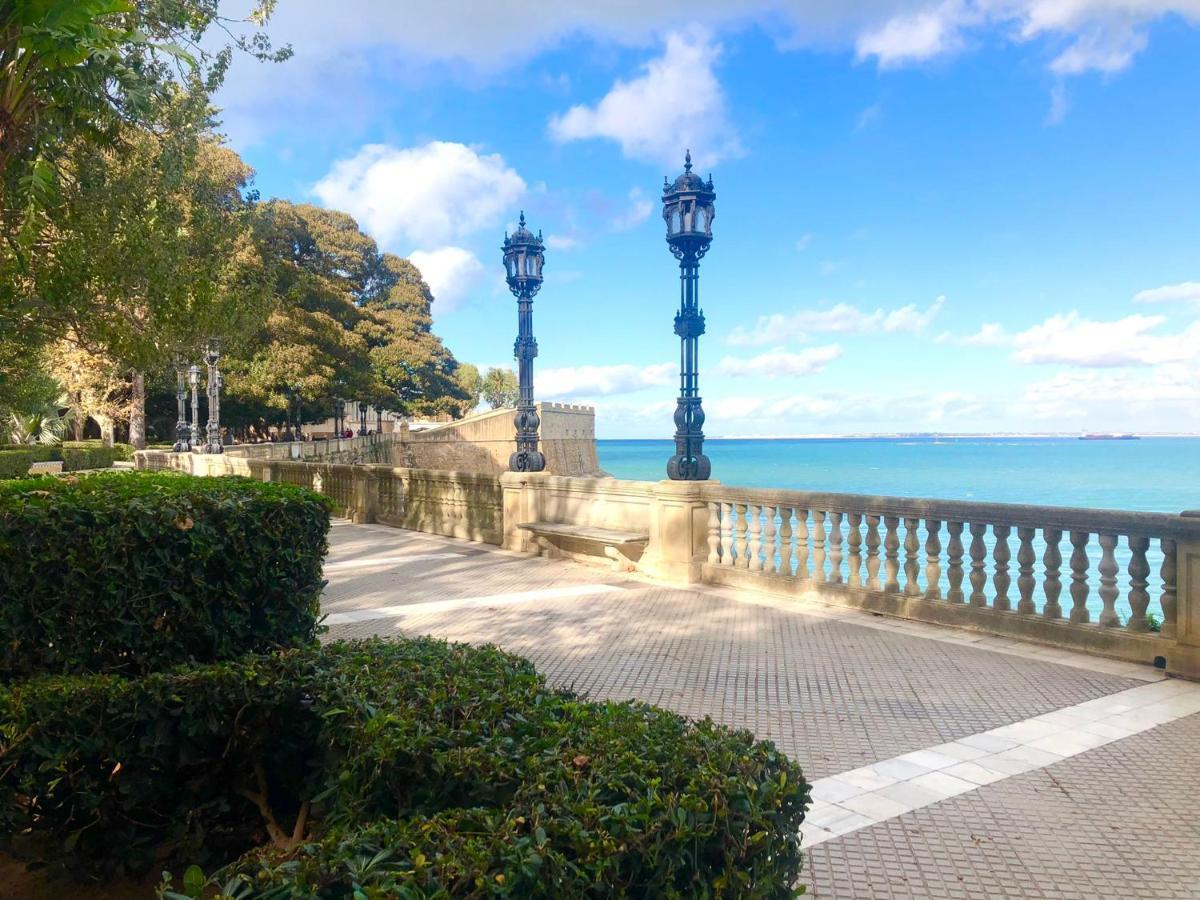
[322,521,1200,899]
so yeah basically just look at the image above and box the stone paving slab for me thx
[323,524,1140,781]
[805,709,1200,899]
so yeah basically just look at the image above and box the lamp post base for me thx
[666,451,711,481]
[509,449,546,472]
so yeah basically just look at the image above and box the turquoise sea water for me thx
[598,437,1200,514]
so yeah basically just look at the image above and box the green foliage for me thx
[0,472,330,679]
[59,443,117,471]
[0,640,809,895]
[482,367,519,410]
[0,449,34,479]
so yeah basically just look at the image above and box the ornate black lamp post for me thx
[662,151,715,481]
[172,355,190,452]
[188,364,202,451]
[202,339,223,454]
[357,401,368,436]
[502,212,547,472]
[333,398,345,437]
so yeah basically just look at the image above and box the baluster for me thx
[1097,534,1120,627]
[812,511,827,583]
[883,516,900,593]
[924,519,942,600]
[720,502,735,567]
[865,515,882,590]
[747,504,763,572]
[779,507,794,577]
[903,518,921,596]
[706,502,722,565]
[1016,527,1036,615]
[968,524,988,607]
[828,512,844,584]
[847,513,863,588]
[796,509,810,579]
[1042,528,1063,619]
[1069,531,1091,623]
[736,504,750,569]
[992,525,1012,611]
[763,505,778,575]
[946,522,965,603]
[1161,539,1177,638]
[1126,535,1150,632]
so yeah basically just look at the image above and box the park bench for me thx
[27,461,63,475]
[518,521,648,572]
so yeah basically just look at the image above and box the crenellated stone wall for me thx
[391,403,604,477]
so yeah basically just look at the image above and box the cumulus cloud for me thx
[312,142,525,249]
[545,234,580,250]
[936,322,1009,346]
[548,30,740,166]
[1023,365,1200,428]
[1011,312,1200,367]
[409,247,486,313]
[539,362,676,399]
[716,345,843,378]
[1134,281,1200,308]
[728,296,945,346]
[856,2,969,66]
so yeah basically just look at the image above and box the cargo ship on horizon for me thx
[1079,432,1140,440]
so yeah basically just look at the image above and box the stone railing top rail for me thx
[699,483,1200,541]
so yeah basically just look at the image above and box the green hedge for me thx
[0,472,331,679]
[0,640,809,895]
[0,449,34,479]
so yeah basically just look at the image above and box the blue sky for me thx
[215,2,1200,437]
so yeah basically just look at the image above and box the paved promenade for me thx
[323,521,1200,899]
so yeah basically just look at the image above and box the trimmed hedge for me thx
[0,449,34,479]
[0,640,809,895]
[0,443,132,477]
[0,472,331,678]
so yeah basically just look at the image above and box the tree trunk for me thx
[97,415,115,447]
[129,370,146,449]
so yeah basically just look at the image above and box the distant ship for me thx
[1079,433,1139,440]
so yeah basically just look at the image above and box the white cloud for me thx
[728,296,945,346]
[539,362,676,399]
[1011,312,1200,366]
[312,142,525,249]
[611,188,654,231]
[716,345,843,378]
[548,30,740,166]
[795,233,813,252]
[1023,365,1200,428]
[545,234,580,250]
[1134,281,1200,308]
[856,2,969,66]
[936,322,1010,346]
[409,247,486,314]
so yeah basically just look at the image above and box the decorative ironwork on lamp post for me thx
[172,355,190,452]
[662,150,715,481]
[333,398,345,438]
[202,339,223,454]
[357,401,368,436]
[502,212,547,472]
[188,365,201,451]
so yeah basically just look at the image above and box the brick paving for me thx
[322,522,1200,898]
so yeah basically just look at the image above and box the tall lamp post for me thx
[357,401,368,436]
[662,151,715,481]
[172,355,190,452]
[188,365,202,451]
[203,339,224,454]
[333,398,345,438]
[502,211,546,472]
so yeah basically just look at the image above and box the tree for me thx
[45,338,129,444]
[28,116,274,447]
[481,367,519,409]
[448,363,482,417]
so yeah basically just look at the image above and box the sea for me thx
[597,437,1200,624]
[598,437,1200,513]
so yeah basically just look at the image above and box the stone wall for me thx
[391,403,603,477]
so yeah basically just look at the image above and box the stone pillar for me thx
[259,461,276,483]
[350,466,378,524]
[643,480,714,584]
[500,471,543,553]
[1171,511,1200,678]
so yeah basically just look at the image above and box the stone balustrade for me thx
[699,486,1200,677]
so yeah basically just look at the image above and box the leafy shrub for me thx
[0,445,61,461]
[0,640,809,896]
[0,472,331,678]
[0,449,35,479]
[60,443,117,471]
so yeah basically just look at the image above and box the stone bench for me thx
[28,461,63,475]
[518,521,648,572]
